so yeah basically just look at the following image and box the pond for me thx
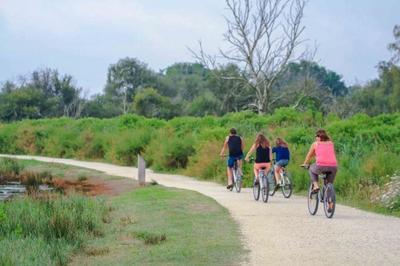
[0,181,53,201]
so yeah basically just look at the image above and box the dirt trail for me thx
[2,155,400,265]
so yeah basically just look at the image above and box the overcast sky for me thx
[0,0,399,95]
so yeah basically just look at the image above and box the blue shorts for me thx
[227,155,243,168]
[276,159,289,167]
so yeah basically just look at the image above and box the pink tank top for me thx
[315,141,337,166]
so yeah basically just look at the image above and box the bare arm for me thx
[220,137,229,156]
[303,142,316,165]
[245,143,256,161]
[270,147,273,162]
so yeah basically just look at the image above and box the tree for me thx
[163,63,209,101]
[81,94,121,118]
[207,64,252,114]
[186,93,220,116]
[274,60,348,113]
[133,88,179,119]
[0,69,83,121]
[388,25,400,64]
[104,58,158,114]
[192,0,307,114]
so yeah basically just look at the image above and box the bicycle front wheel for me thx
[307,183,318,215]
[235,171,242,193]
[230,171,235,191]
[261,175,269,203]
[281,172,293,198]
[323,183,336,218]
[253,178,260,201]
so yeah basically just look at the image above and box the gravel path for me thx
[2,155,400,265]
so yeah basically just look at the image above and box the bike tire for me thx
[307,183,319,215]
[234,166,242,193]
[261,175,269,203]
[323,183,336,218]
[230,169,236,192]
[267,172,276,196]
[281,172,293,198]
[253,178,260,201]
[235,176,242,193]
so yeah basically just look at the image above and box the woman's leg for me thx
[274,165,281,184]
[309,163,320,190]
[253,164,259,182]
[325,166,337,209]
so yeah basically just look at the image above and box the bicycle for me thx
[302,165,336,218]
[267,160,293,198]
[250,159,269,202]
[231,158,242,193]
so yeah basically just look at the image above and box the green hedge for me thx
[0,109,399,210]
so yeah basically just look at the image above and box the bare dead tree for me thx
[388,25,400,64]
[191,0,307,114]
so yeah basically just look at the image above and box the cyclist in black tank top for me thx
[220,128,244,189]
[245,133,272,184]
[255,145,270,163]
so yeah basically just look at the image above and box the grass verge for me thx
[70,185,246,266]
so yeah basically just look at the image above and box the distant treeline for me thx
[1,58,398,122]
[1,25,399,121]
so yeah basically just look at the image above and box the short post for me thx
[138,154,146,186]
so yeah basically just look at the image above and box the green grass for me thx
[0,160,247,265]
[70,185,246,266]
[17,159,124,181]
[0,195,109,266]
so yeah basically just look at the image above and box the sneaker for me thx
[327,202,334,212]
[226,184,233,189]
[254,180,259,186]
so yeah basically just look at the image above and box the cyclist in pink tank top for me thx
[302,129,338,211]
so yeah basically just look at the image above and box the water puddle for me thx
[0,181,53,201]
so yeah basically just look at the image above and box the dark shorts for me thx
[276,159,289,167]
[309,164,337,183]
[227,155,243,168]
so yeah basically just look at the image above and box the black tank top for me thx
[228,135,243,157]
[255,145,270,163]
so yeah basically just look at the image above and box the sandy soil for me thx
[2,154,400,266]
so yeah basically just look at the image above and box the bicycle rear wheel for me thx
[307,183,319,215]
[323,183,336,218]
[281,171,293,198]
[261,175,269,203]
[268,172,276,196]
[253,177,260,201]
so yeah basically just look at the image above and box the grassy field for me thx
[0,159,246,265]
[0,109,399,213]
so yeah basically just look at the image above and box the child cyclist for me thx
[272,137,290,186]
[244,133,272,185]
[219,128,244,189]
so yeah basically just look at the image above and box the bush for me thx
[0,195,109,265]
[0,110,399,212]
[0,158,24,177]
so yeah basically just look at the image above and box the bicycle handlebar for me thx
[300,164,310,169]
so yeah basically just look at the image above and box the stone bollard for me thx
[138,155,146,186]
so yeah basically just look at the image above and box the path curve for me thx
[2,155,400,265]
